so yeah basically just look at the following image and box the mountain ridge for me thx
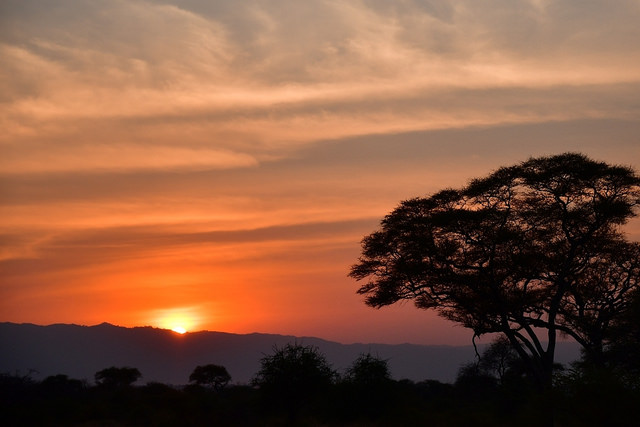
[1,322,581,385]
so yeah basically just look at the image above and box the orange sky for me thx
[1,0,639,345]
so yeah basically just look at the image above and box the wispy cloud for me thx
[1,144,258,174]
[2,0,639,174]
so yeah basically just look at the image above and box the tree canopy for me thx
[189,364,231,391]
[350,153,640,389]
[252,342,335,415]
[94,366,141,388]
[344,353,391,386]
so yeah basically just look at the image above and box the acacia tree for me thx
[350,153,640,390]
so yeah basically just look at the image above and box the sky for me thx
[1,0,639,345]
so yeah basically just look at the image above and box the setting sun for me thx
[152,307,202,334]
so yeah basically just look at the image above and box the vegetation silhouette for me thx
[41,374,86,395]
[344,352,391,386]
[477,335,521,385]
[350,153,640,395]
[189,364,231,391]
[1,339,639,426]
[605,288,640,387]
[252,342,336,423]
[336,353,395,420]
[94,366,142,388]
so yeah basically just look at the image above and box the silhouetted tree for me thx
[252,343,335,419]
[596,287,640,387]
[341,353,394,419]
[94,366,141,388]
[350,153,640,391]
[478,336,522,384]
[41,374,85,395]
[555,241,640,368]
[344,353,391,386]
[456,336,533,394]
[455,361,499,395]
[0,371,37,404]
[189,364,231,391]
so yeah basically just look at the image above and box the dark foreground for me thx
[2,372,638,427]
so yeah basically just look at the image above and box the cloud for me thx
[3,0,639,125]
[2,118,639,231]
[0,144,258,174]
[3,0,639,175]
[4,81,638,174]
[0,219,376,286]
[51,218,377,249]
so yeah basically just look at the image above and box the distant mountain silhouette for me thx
[0,322,581,385]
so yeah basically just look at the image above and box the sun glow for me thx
[152,307,202,334]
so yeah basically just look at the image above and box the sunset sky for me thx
[1,0,639,345]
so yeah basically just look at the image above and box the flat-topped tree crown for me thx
[350,153,640,389]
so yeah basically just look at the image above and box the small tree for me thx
[345,353,391,386]
[189,364,231,391]
[94,366,141,388]
[342,353,394,418]
[455,362,499,395]
[252,343,335,417]
[479,336,521,385]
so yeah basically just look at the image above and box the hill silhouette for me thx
[0,322,580,384]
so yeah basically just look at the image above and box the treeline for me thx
[1,341,638,426]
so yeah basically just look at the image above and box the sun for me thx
[152,307,201,334]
